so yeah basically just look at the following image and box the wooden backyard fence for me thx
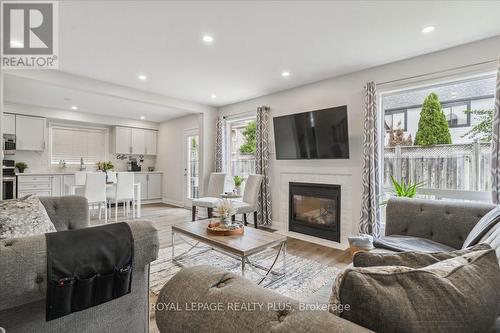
[384,140,491,192]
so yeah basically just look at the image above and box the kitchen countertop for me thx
[16,171,163,176]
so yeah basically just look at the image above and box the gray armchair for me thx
[0,196,159,333]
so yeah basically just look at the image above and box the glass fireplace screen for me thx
[292,195,337,225]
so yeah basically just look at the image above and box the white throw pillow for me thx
[0,195,56,239]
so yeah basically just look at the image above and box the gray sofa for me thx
[0,196,159,333]
[156,197,500,333]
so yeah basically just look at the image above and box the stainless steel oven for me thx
[3,134,16,155]
[2,160,16,200]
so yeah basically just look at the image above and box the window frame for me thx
[378,72,496,204]
[441,100,471,128]
[383,108,408,132]
[224,114,257,178]
[48,123,109,166]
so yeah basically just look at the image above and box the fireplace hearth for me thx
[289,182,340,242]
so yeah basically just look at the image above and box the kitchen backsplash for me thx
[12,150,157,173]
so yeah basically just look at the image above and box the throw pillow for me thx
[0,195,56,239]
[462,205,500,248]
[353,243,491,268]
[329,248,500,333]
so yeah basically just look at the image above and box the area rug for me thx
[150,242,340,301]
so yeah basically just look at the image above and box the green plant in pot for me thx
[96,161,114,172]
[15,162,28,174]
[233,176,245,195]
[381,176,424,205]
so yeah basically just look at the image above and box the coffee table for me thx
[171,219,287,286]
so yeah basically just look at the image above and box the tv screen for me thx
[273,106,349,160]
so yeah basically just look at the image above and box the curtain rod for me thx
[222,111,256,119]
[377,59,498,86]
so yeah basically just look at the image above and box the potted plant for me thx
[381,176,424,205]
[15,162,28,173]
[96,161,114,172]
[233,176,245,195]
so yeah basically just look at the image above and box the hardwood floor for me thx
[93,202,352,332]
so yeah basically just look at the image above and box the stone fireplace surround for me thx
[277,171,353,250]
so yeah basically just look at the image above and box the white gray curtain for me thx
[214,115,225,172]
[491,57,500,204]
[359,81,381,237]
[256,106,272,226]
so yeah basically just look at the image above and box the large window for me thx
[381,74,496,202]
[50,125,107,165]
[225,116,257,180]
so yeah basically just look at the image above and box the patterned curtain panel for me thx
[491,57,500,204]
[214,116,225,172]
[359,81,381,237]
[256,106,272,225]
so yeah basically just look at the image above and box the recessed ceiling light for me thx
[140,116,145,120]
[421,26,435,33]
[138,74,147,81]
[211,94,217,99]
[281,71,290,77]
[10,40,23,48]
[71,106,78,110]
[202,35,214,44]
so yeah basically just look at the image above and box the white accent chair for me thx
[191,172,226,221]
[106,170,117,184]
[83,172,108,223]
[72,171,87,196]
[231,174,263,229]
[107,172,135,221]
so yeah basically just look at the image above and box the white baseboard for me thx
[162,198,186,208]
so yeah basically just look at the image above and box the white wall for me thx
[218,35,500,244]
[157,114,200,206]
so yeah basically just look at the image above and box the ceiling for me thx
[5,1,500,121]
[4,75,188,123]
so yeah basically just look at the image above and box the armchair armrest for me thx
[155,265,373,333]
[0,220,158,312]
[39,196,90,231]
[385,197,494,249]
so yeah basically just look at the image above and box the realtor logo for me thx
[1,1,59,68]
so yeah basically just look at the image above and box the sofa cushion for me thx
[0,195,56,240]
[374,235,455,252]
[462,205,500,249]
[329,247,500,333]
[353,243,491,268]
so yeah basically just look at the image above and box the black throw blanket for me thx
[45,222,134,321]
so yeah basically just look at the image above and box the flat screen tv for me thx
[273,105,349,160]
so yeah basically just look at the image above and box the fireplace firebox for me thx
[289,182,340,242]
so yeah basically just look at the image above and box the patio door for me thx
[183,129,199,207]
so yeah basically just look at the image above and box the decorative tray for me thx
[207,221,244,236]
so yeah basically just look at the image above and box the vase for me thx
[235,187,241,196]
[220,215,232,228]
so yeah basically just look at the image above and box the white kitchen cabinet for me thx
[114,127,132,154]
[131,128,145,154]
[147,173,162,199]
[111,126,158,156]
[17,176,52,197]
[16,115,46,151]
[3,113,15,135]
[144,130,157,155]
[133,173,162,200]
